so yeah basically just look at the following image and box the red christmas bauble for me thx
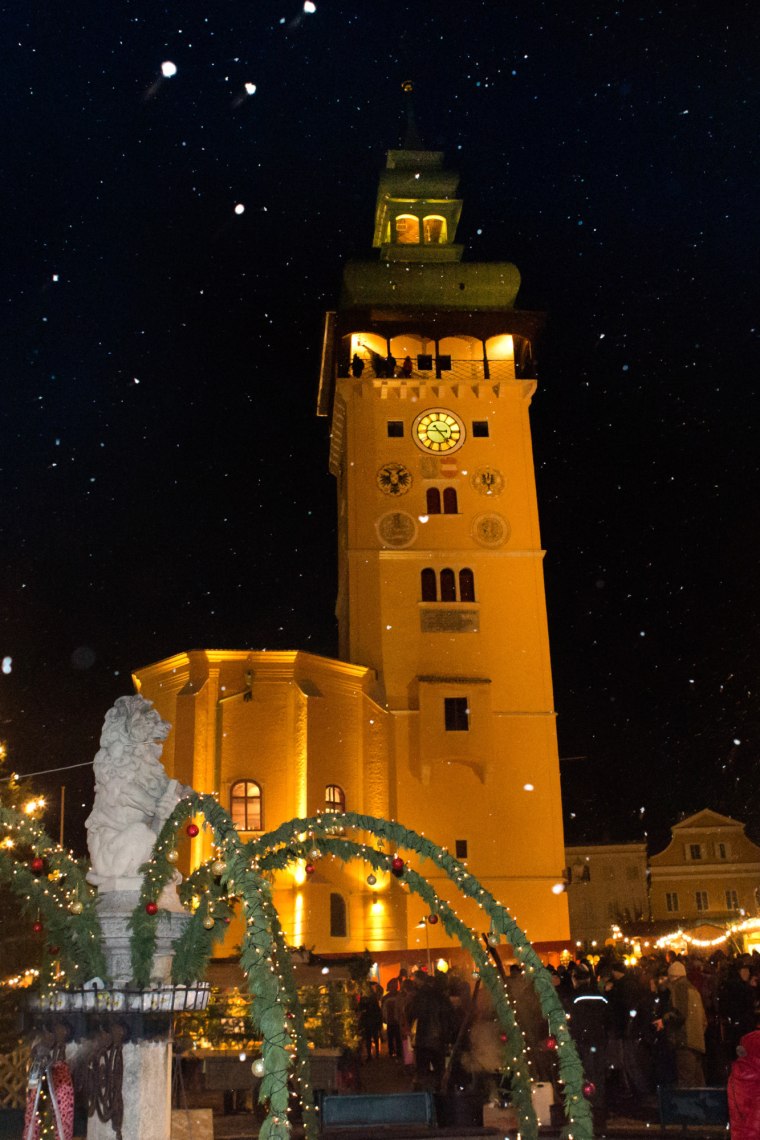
[30,857,44,873]
[583,1081,596,1099]
[427,913,439,925]
[32,921,43,934]
[499,1031,508,1043]
[305,863,315,876]
[186,823,199,838]
[545,1035,558,1051]
[145,901,159,916]
[390,856,404,877]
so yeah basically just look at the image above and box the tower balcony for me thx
[340,355,525,384]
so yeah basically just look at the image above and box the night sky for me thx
[3,1,759,856]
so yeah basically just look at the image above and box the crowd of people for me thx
[521,948,760,1128]
[352,948,760,1130]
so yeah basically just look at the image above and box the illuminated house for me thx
[649,809,760,926]
[134,140,569,963]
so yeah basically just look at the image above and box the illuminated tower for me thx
[318,137,568,944]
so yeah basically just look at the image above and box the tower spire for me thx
[400,79,424,149]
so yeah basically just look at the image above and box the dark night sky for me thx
[3,1,759,855]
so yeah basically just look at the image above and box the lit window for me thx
[423,215,447,243]
[395,214,420,244]
[231,781,262,831]
[421,569,437,601]
[330,893,347,938]
[325,784,346,813]
[444,697,469,732]
[426,487,441,515]
[459,568,475,602]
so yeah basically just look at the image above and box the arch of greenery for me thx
[0,796,593,1140]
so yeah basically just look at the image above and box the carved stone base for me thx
[96,890,192,986]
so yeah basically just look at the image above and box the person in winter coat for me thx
[568,963,610,1130]
[663,960,707,1087]
[728,1029,760,1140]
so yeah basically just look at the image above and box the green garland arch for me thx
[133,799,593,1140]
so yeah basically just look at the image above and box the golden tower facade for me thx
[316,146,568,947]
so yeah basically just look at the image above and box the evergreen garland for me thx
[0,804,105,987]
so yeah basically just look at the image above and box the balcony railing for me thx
[340,356,524,384]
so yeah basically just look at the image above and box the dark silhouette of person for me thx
[351,353,364,378]
[405,972,453,1091]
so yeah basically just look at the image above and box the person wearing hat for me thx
[663,959,707,1087]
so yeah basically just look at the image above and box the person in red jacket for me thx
[728,1029,760,1140]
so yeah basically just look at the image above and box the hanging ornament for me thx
[211,859,226,877]
[186,823,199,838]
[202,916,215,930]
[166,849,179,864]
[30,856,44,874]
[545,1035,558,1051]
[366,873,377,886]
[582,1081,596,1099]
[69,900,83,915]
[251,1057,266,1078]
[32,920,43,934]
[308,847,321,862]
[499,1031,508,1043]
[427,914,439,925]
[390,855,404,877]
[305,863,315,877]
[145,901,159,916]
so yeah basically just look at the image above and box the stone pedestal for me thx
[96,889,191,986]
[87,1040,171,1140]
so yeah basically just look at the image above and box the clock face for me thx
[412,409,465,454]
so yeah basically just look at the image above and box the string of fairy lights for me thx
[0,789,594,1140]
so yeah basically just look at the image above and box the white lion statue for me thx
[85,695,193,889]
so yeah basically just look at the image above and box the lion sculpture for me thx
[85,695,192,888]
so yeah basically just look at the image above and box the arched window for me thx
[325,784,346,813]
[459,568,475,602]
[421,568,437,602]
[423,215,447,244]
[426,487,441,514]
[394,214,420,244]
[231,780,262,831]
[442,487,458,514]
[440,569,456,602]
[330,893,348,938]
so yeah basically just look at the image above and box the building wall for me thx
[564,844,649,947]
